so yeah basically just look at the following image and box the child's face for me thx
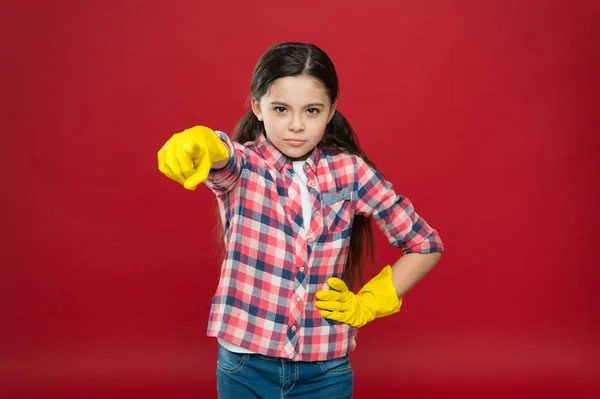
[251,76,336,161]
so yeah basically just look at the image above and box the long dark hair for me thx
[220,42,376,290]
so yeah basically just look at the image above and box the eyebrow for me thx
[270,101,325,108]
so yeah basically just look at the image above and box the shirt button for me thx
[314,210,321,216]
[308,181,316,187]
[295,296,301,303]
[291,325,297,332]
[304,163,310,170]
[307,237,314,245]
[299,266,305,272]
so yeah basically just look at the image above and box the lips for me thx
[285,139,306,147]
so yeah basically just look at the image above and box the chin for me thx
[281,146,312,160]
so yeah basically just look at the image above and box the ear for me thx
[327,101,338,123]
[251,98,263,121]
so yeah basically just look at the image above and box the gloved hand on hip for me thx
[315,265,402,328]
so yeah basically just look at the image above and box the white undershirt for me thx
[292,161,312,230]
[218,161,313,354]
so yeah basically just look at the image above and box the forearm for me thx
[203,131,245,194]
[390,252,441,297]
[211,131,232,170]
[211,155,230,170]
[316,250,441,328]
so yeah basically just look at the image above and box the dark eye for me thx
[274,107,287,113]
[307,108,320,115]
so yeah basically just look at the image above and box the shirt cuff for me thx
[403,229,444,254]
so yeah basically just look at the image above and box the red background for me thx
[2,1,599,398]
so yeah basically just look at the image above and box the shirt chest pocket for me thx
[321,188,353,233]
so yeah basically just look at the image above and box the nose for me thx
[288,114,304,132]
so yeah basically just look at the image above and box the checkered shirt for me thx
[205,131,443,361]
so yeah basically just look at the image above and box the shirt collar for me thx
[255,132,320,173]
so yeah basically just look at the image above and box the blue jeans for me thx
[216,344,354,398]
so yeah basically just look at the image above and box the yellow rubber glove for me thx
[157,126,229,190]
[315,265,402,328]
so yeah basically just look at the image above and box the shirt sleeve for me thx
[355,156,444,254]
[204,130,246,196]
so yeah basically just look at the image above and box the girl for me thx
[158,42,443,399]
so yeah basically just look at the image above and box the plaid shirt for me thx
[205,131,443,361]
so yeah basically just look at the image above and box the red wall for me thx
[2,1,599,397]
